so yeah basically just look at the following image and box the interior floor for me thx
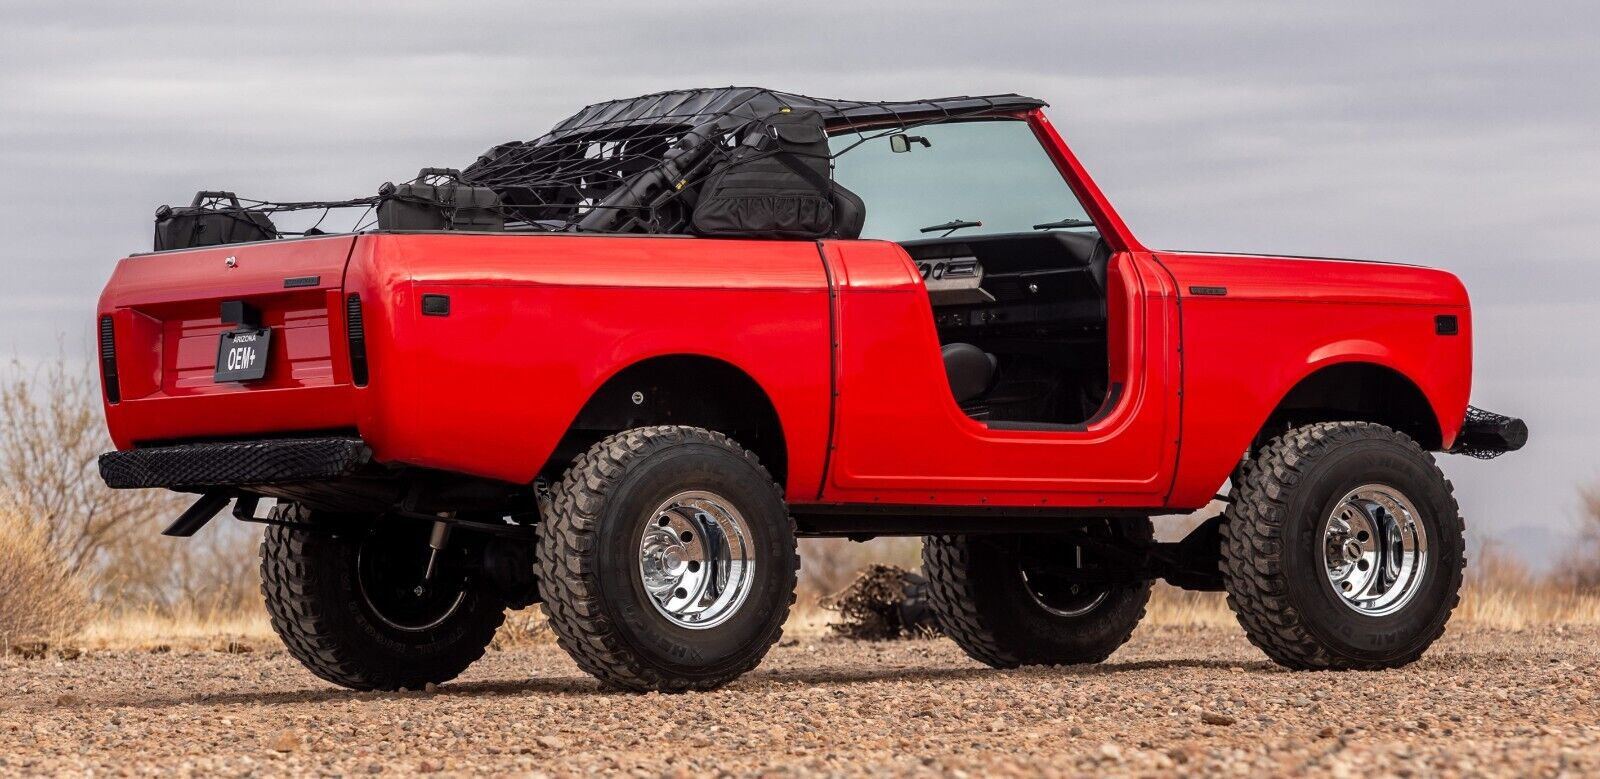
[901,231,1113,429]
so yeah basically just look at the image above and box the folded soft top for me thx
[542,87,1047,139]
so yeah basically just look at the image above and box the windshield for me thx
[829,119,1094,242]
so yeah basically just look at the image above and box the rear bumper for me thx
[1448,406,1528,459]
[98,436,371,490]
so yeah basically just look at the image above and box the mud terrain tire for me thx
[260,504,506,691]
[536,426,798,692]
[922,520,1154,668]
[1221,421,1465,670]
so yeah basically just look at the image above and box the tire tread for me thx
[922,531,1150,669]
[259,504,504,691]
[535,425,797,692]
[1219,421,1464,670]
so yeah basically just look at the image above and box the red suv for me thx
[96,88,1525,692]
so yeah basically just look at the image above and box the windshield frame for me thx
[824,109,1143,253]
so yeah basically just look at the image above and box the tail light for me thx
[98,315,120,404]
[345,293,368,386]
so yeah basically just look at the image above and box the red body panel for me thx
[96,109,1478,514]
[817,241,1182,508]
[343,234,833,495]
[1155,252,1472,507]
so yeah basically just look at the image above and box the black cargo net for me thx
[149,88,1045,249]
[456,88,1043,234]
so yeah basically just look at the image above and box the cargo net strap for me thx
[1452,405,1517,460]
[159,191,384,236]
[458,88,1027,234]
[157,173,499,237]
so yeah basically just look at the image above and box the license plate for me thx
[215,327,272,382]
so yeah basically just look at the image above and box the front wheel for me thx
[536,426,798,692]
[1221,421,1465,670]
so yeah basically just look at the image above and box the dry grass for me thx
[80,606,274,652]
[60,538,1600,651]
[1145,585,1236,628]
[1457,548,1600,628]
[79,600,838,652]
[1143,557,1600,632]
[60,576,1600,653]
[0,500,91,649]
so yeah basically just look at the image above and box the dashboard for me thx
[902,231,1110,332]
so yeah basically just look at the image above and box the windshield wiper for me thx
[1032,218,1095,230]
[920,219,983,236]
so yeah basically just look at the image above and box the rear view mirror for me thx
[888,133,931,153]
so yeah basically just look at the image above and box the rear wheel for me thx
[536,426,798,692]
[260,504,506,691]
[1221,422,1464,669]
[922,519,1154,668]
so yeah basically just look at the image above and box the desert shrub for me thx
[100,520,263,615]
[0,356,183,576]
[819,563,940,640]
[0,499,90,646]
[798,537,922,600]
[0,354,243,617]
[1552,484,1600,591]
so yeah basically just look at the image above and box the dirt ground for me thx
[3,624,1599,778]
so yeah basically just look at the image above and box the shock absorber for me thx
[420,516,453,590]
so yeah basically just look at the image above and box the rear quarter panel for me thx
[1157,252,1472,507]
[344,234,833,498]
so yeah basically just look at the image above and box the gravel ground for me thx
[3,624,1599,777]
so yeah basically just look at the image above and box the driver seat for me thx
[942,343,997,407]
[828,182,866,240]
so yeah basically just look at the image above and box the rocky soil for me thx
[3,624,1599,777]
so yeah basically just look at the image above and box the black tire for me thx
[1221,421,1465,670]
[536,426,798,692]
[922,519,1154,669]
[260,504,506,691]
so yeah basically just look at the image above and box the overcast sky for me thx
[1,1,1595,567]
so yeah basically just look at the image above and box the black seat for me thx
[942,342,997,405]
[829,182,866,240]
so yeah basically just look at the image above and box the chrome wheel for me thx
[1320,484,1429,616]
[638,490,755,630]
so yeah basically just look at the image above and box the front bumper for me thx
[1448,406,1528,459]
[98,436,371,490]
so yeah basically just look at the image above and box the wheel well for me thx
[543,355,788,487]
[1254,363,1442,452]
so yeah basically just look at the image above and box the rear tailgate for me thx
[98,236,360,449]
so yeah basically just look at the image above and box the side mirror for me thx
[888,133,931,153]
